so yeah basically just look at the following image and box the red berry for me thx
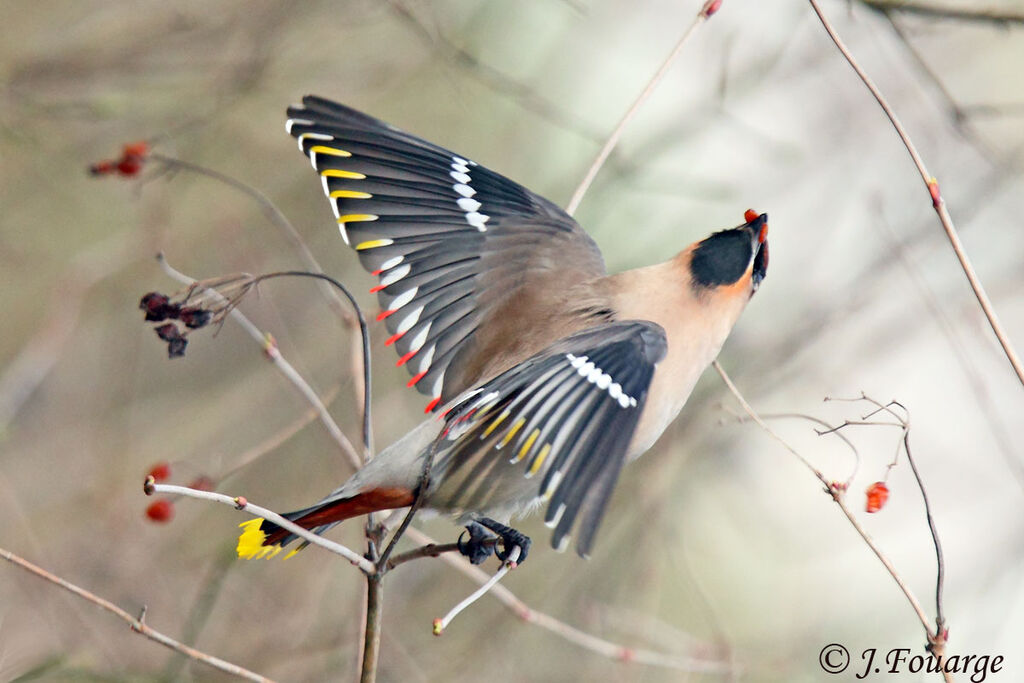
[145,499,175,523]
[865,481,890,513]
[147,461,171,482]
[122,141,149,159]
[117,158,142,176]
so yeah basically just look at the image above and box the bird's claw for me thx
[476,518,531,566]
[457,521,496,565]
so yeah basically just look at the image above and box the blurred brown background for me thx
[2,1,1023,681]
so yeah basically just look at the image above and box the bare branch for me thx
[565,0,724,216]
[433,546,521,635]
[712,362,825,480]
[808,0,1024,387]
[376,440,440,571]
[157,255,363,470]
[720,407,862,486]
[402,528,731,673]
[0,546,275,683]
[713,363,940,642]
[385,542,462,570]
[147,481,375,573]
[149,152,355,327]
[148,153,374,460]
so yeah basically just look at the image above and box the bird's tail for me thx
[236,487,415,560]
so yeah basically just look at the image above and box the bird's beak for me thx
[747,212,769,290]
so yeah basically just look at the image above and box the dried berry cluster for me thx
[140,292,213,357]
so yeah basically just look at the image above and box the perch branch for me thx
[147,481,375,573]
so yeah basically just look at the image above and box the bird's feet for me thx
[458,518,531,566]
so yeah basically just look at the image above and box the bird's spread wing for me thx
[433,321,667,557]
[287,96,606,410]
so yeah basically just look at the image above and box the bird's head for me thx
[688,209,769,299]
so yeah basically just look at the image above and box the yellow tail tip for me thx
[237,519,283,560]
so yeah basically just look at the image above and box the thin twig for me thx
[376,440,439,571]
[721,407,862,487]
[149,152,354,325]
[433,546,521,635]
[872,214,1024,491]
[157,255,363,470]
[385,542,462,570]
[149,153,374,460]
[808,0,1024,387]
[565,0,723,216]
[402,528,730,673]
[712,362,824,480]
[713,364,941,644]
[245,271,373,458]
[147,481,375,573]
[0,546,275,683]
[857,395,946,631]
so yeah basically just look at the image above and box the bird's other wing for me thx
[287,96,607,411]
[434,321,667,558]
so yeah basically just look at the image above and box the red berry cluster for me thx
[89,141,150,177]
[143,461,217,524]
[140,292,213,358]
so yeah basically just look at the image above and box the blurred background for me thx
[2,1,1023,681]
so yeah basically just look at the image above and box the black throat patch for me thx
[690,229,752,289]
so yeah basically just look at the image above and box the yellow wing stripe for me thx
[355,238,394,251]
[330,190,373,199]
[309,145,351,158]
[528,443,552,476]
[321,169,366,180]
[337,214,378,224]
[514,428,540,463]
[482,410,510,438]
[498,418,526,448]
